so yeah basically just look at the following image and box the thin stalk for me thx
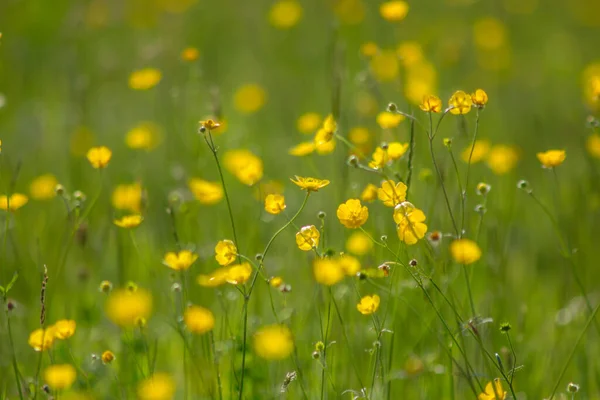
[6,309,24,400]
[462,265,476,318]
[209,331,223,400]
[461,109,481,237]
[505,332,517,385]
[405,118,416,199]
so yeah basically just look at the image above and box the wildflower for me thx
[394,202,428,245]
[265,194,286,215]
[297,112,322,134]
[215,240,237,266]
[378,180,407,207]
[376,111,404,129]
[337,199,369,229]
[450,239,482,265]
[86,146,112,168]
[198,119,221,132]
[290,176,330,192]
[125,122,161,150]
[476,183,491,195]
[181,47,199,61]
[137,373,175,400]
[226,262,252,284]
[30,174,58,200]
[129,68,161,90]
[295,225,320,251]
[370,50,400,82]
[289,141,316,156]
[163,250,198,271]
[339,254,361,276]
[101,350,115,364]
[314,128,334,147]
[536,149,566,168]
[53,319,76,340]
[105,288,152,327]
[28,327,56,351]
[387,142,409,160]
[369,147,389,170]
[419,95,442,113]
[253,324,294,360]
[486,145,519,175]
[270,276,284,288]
[99,280,113,293]
[188,179,223,205]
[357,295,380,315]
[113,214,143,228]
[269,0,303,29]
[448,90,473,115]
[346,231,373,255]
[478,379,507,400]
[461,140,490,163]
[184,305,215,334]
[349,126,371,146]
[360,41,379,57]
[586,134,600,158]
[197,267,231,287]
[0,193,28,211]
[234,83,266,114]
[360,184,378,202]
[313,257,344,285]
[471,89,489,107]
[44,364,76,391]
[112,183,143,213]
[379,1,409,22]
[223,149,264,186]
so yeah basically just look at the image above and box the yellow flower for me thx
[290,176,330,192]
[333,0,365,25]
[486,145,519,175]
[360,183,378,202]
[370,50,399,82]
[349,127,371,145]
[337,199,369,229]
[0,193,28,211]
[269,0,303,29]
[226,262,253,285]
[184,305,215,334]
[265,194,286,215]
[313,258,344,285]
[181,47,199,61]
[105,288,152,327]
[112,183,143,213]
[397,41,423,66]
[537,149,566,168]
[323,114,337,134]
[478,379,507,400]
[295,225,320,251]
[253,324,294,360]
[44,364,76,391]
[450,239,482,265]
[587,134,600,158]
[377,180,407,207]
[215,240,237,266]
[113,214,143,229]
[461,140,490,164]
[199,119,221,131]
[101,350,115,364]
[269,276,283,288]
[387,142,409,160]
[223,149,264,186]
[163,250,198,271]
[234,83,267,114]
[448,90,473,115]
[360,41,379,58]
[419,94,442,113]
[125,122,161,150]
[137,373,175,400]
[471,89,489,107]
[197,267,231,288]
[314,127,334,147]
[86,146,112,168]
[346,231,373,255]
[376,111,404,129]
[473,18,506,50]
[357,295,380,315]
[315,136,336,155]
[53,319,76,340]
[339,254,361,276]
[188,179,223,205]
[369,147,389,170]
[129,68,162,90]
[28,327,56,351]
[393,202,428,245]
[297,112,322,134]
[379,1,409,22]
[30,174,58,200]
[254,180,284,201]
[289,141,316,156]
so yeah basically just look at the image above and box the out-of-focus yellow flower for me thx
[163,250,198,271]
[44,364,76,391]
[184,305,215,334]
[379,1,409,22]
[393,202,427,245]
[113,214,143,229]
[323,114,337,134]
[378,180,407,207]
[137,373,175,400]
[129,68,162,90]
[297,112,322,134]
[295,225,320,251]
[226,262,252,284]
[87,146,112,168]
[360,41,379,58]
[181,47,199,61]
[198,119,221,132]
[315,137,336,155]
[234,83,267,114]
[461,140,490,164]
[349,127,371,146]
[471,89,489,108]
[53,319,76,340]
[587,134,600,158]
[360,183,378,202]
[387,142,409,160]
[333,0,365,25]
[346,231,373,255]
[337,199,369,229]
[126,122,161,150]
[215,240,237,266]
[223,149,264,186]
[28,327,56,351]
[30,174,58,200]
[376,111,404,129]
[404,60,438,105]
[112,183,143,213]
[253,324,294,360]
[269,0,303,29]
[537,149,566,168]
[270,276,284,287]
[188,179,223,205]
[101,350,115,364]
[70,126,94,157]
[397,41,423,66]
[339,254,361,276]
[289,141,316,156]
[357,295,380,315]
[486,145,519,175]
[370,50,399,82]
[265,194,286,215]
[254,180,284,201]
[290,176,330,192]
[105,288,152,327]
[473,18,506,50]
[419,95,442,113]
[449,91,472,115]
[478,378,507,400]
[313,258,344,285]
[0,193,28,211]
[450,239,481,265]
[314,128,333,147]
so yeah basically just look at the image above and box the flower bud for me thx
[387,102,398,112]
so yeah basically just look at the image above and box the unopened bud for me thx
[387,103,398,112]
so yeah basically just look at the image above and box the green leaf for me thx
[5,272,18,293]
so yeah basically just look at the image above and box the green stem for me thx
[461,109,481,237]
[462,265,476,318]
[209,331,223,400]
[6,308,24,400]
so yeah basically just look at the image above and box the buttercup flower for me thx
[586,134,600,158]
[419,94,442,113]
[270,276,284,287]
[478,378,507,400]
[378,180,407,207]
[188,179,223,205]
[376,111,404,129]
[129,68,162,90]
[253,324,294,360]
[105,288,152,327]
[86,146,112,168]
[113,214,143,228]
[537,149,566,168]
[370,51,400,82]
[290,176,330,192]
[313,258,344,285]
[357,295,380,315]
[44,364,76,391]
[295,225,320,251]
[289,141,316,156]
[346,231,373,255]
[234,83,267,114]
[215,240,237,266]
[112,183,143,213]
[30,174,58,200]
[224,149,264,186]
[315,138,335,155]
[264,194,286,215]
[369,147,389,170]
[450,239,482,265]
[184,305,215,334]
[471,89,489,107]
[360,184,378,202]
[163,250,198,271]
[486,145,519,175]
[53,319,76,340]
[461,140,490,163]
[126,122,161,150]
[448,90,473,115]
[198,119,221,131]
[387,142,409,160]
[297,112,322,134]
[28,327,56,351]
[101,350,115,364]
[394,202,428,245]
[225,262,252,285]
[137,373,175,400]
[0,193,28,211]
[337,199,369,229]
[269,0,303,29]
[338,254,361,276]
[379,1,409,22]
